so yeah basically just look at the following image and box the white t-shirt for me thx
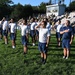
[2,21,8,30]
[56,24,62,32]
[9,23,16,33]
[37,28,50,43]
[19,25,28,36]
[30,22,36,30]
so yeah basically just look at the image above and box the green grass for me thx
[0,31,75,75]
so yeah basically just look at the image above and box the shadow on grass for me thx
[71,45,75,48]
[48,47,62,51]
[47,53,62,57]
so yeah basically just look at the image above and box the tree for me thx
[0,0,13,19]
[0,0,13,5]
[69,1,75,11]
[39,2,46,13]
[23,4,33,18]
[10,3,24,20]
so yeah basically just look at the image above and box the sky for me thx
[12,0,72,6]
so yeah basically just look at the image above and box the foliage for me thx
[0,32,75,75]
[0,0,13,5]
[69,1,75,11]
[10,3,24,20]
[0,1,47,20]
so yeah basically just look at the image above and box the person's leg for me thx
[4,36,8,44]
[56,33,58,46]
[12,40,15,48]
[58,38,61,46]
[32,35,35,46]
[41,52,44,62]
[24,45,27,54]
[43,53,47,64]
[66,49,70,59]
[63,48,67,58]
[66,39,70,59]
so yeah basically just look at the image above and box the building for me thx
[46,4,66,17]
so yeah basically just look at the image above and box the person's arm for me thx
[70,28,74,44]
[72,24,75,27]
[46,36,50,47]
[60,29,69,34]
[70,35,73,45]
[35,22,41,29]
[46,30,50,47]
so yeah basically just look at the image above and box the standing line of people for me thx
[0,16,74,64]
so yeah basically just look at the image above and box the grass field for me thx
[0,30,75,75]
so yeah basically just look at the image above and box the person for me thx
[72,24,75,39]
[45,18,51,43]
[35,18,39,41]
[9,18,16,48]
[0,20,2,40]
[35,21,50,64]
[18,19,28,54]
[2,17,8,44]
[30,18,36,46]
[60,20,73,59]
[56,20,62,47]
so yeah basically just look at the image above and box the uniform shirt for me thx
[2,21,8,30]
[9,23,16,33]
[56,24,62,32]
[37,28,50,43]
[60,25,73,40]
[19,25,28,36]
[46,22,51,31]
[30,22,36,30]
[46,22,51,36]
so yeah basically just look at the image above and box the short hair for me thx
[58,20,61,23]
[66,20,70,25]
[42,21,47,27]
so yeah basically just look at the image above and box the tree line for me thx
[0,0,75,21]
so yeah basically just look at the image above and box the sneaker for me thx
[12,46,15,49]
[41,58,44,63]
[5,42,7,45]
[33,43,35,46]
[43,59,46,64]
[63,56,66,59]
[66,57,68,59]
[23,52,27,55]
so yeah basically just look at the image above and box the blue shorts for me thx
[3,30,8,37]
[62,39,70,49]
[30,30,35,37]
[0,28,2,34]
[38,42,47,53]
[21,35,27,46]
[56,32,61,38]
[35,30,39,36]
[8,28,10,33]
[10,33,16,40]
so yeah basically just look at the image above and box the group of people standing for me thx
[0,16,74,64]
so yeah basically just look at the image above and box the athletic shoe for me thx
[41,58,44,63]
[33,43,35,46]
[12,46,15,49]
[43,59,46,64]
[5,42,7,45]
[63,56,66,59]
[66,57,68,59]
